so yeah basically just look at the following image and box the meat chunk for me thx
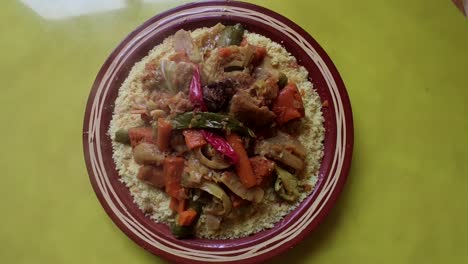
[137,165,165,188]
[202,79,236,112]
[229,90,276,128]
[249,79,279,106]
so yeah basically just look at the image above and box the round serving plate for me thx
[83,1,353,263]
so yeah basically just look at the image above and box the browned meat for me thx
[203,79,236,112]
[201,45,256,85]
[229,90,276,128]
[248,79,279,106]
[137,165,165,188]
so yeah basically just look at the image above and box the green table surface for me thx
[1,0,467,263]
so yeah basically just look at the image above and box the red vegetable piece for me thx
[189,64,207,111]
[200,130,239,164]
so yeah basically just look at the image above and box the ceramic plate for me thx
[83,1,353,263]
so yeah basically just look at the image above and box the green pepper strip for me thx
[171,112,255,137]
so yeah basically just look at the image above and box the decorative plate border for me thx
[83,1,353,263]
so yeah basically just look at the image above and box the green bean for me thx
[170,223,194,238]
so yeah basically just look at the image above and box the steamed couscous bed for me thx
[109,24,324,239]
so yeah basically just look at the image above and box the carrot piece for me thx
[182,130,207,150]
[271,82,305,126]
[230,192,249,208]
[177,199,186,214]
[169,197,178,212]
[128,127,154,148]
[163,156,186,200]
[254,46,267,60]
[226,133,257,188]
[218,47,232,57]
[249,156,275,186]
[157,118,173,152]
[177,208,198,226]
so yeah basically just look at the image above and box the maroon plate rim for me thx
[82,1,353,263]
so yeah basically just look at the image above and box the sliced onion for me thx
[201,130,238,164]
[189,64,207,111]
[174,29,201,62]
[195,147,230,169]
[199,182,232,216]
[219,172,264,203]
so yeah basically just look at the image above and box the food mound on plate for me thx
[109,23,324,239]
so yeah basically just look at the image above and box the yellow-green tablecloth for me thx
[1,0,467,263]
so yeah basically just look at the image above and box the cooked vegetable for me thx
[171,112,255,137]
[137,165,165,188]
[249,156,275,186]
[183,129,207,150]
[199,181,232,216]
[218,47,233,57]
[173,29,201,63]
[178,198,186,213]
[274,166,300,202]
[217,23,245,47]
[115,129,130,144]
[271,82,305,126]
[170,223,193,238]
[188,64,207,111]
[160,60,177,92]
[278,72,288,89]
[201,130,238,164]
[170,197,178,212]
[224,65,244,72]
[133,143,165,165]
[255,141,304,172]
[177,208,198,226]
[163,157,187,200]
[205,214,222,231]
[262,131,306,158]
[195,146,231,170]
[160,60,194,93]
[157,118,173,152]
[128,127,154,148]
[181,156,209,187]
[170,132,188,154]
[219,172,264,203]
[226,133,257,188]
